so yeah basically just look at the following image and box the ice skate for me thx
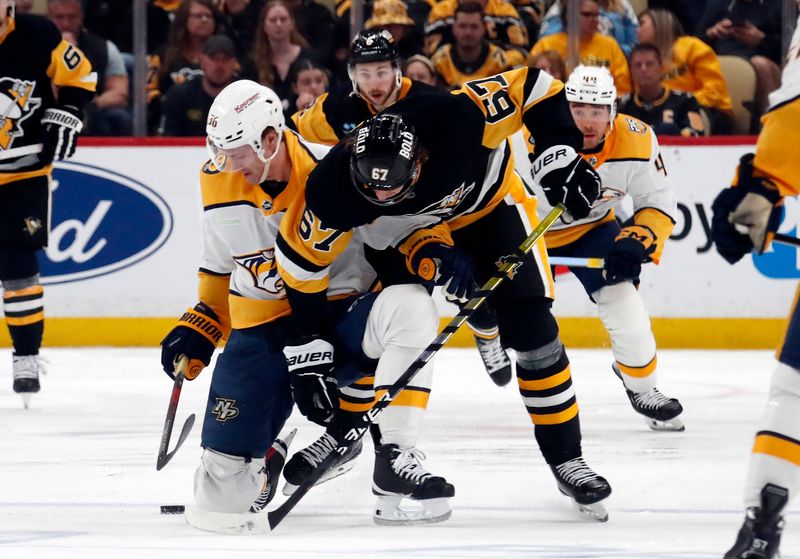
[550,457,611,522]
[372,443,454,526]
[13,354,45,409]
[249,428,296,513]
[474,333,512,386]
[725,484,788,559]
[613,364,684,431]
[282,432,363,496]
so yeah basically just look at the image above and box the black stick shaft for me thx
[268,204,566,529]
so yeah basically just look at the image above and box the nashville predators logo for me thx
[211,398,239,422]
[233,249,285,294]
[0,78,42,151]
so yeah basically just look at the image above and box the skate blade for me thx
[373,496,452,526]
[184,506,271,534]
[282,458,358,496]
[572,500,609,522]
[646,416,685,432]
[20,393,32,409]
[557,488,609,522]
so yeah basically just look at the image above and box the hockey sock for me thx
[516,339,582,464]
[3,276,44,356]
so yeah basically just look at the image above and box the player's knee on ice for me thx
[194,448,265,513]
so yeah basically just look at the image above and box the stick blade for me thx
[185,506,272,535]
[156,414,196,471]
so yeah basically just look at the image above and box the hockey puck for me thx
[160,505,185,515]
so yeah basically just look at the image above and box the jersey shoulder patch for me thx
[608,113,653,161]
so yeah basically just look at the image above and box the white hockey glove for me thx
[41,106,84,163]
[283,336,338,426]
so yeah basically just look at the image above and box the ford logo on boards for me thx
[40,162,173,285]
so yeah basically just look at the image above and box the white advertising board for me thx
[32,139,799,344]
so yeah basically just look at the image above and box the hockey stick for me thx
[267,203,566,530]
[774,233,800,248]
[549,256,604,269]
[156,355,196,471]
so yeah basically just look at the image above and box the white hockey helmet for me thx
[205,80,285,172]
[565,65,617,122]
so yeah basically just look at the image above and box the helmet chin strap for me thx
[256,130,284,184]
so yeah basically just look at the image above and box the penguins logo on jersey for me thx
[0,78,42,151]
[234,249,285,294]
[417,181,475,216]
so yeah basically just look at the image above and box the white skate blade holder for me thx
[556,489,609,522]
[21,393,32,409]
[184,506,272,535]
[373,495,452,526]
[282,455,358,496]
[646,416,685,432]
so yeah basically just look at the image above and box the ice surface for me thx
[0,348,797,558]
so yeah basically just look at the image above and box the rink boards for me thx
[1,136,796,349]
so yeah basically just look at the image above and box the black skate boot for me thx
[474,332,512,386]
[249,429,296,513]
[550,457,612,522]
[613,364,684,431]
[724,484,788,559]
[13,354,44,409]
[372,443,455,525]
[282,432,363,496]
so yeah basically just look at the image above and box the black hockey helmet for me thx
[347,30,402,100]
[348,29,400,68]
[350,113,423,206]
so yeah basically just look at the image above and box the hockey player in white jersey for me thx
[519,65,684,431]
[158,80,450,531]
[713,8,800,558]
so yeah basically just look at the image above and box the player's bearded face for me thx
[569,103,611,149]
[354,61,397,108]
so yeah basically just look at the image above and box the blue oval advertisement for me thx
[39,162,173,285]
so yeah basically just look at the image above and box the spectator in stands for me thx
[530,0,631,94]
[288,0,336,66]
[250,0,313,111]
[216,0,265,59]
[365,0,424,59]
[48,0,132,136]
[697,0,782,118]
[620,43,705,137]
[512,0,545,45]
[529,49,567,81]
[647,0,705,35]
[159,34,238,136]
[425,0,529,56]
[289,57,330,115]
[403,54,441,87]
[15,0,33,12]
[637,8,734,134]
[155,0,219,96]
[538,0,638,57]
[432,2,525,89]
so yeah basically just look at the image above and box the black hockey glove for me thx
[283,336,338,426]
[604,226,656,283]
[160,302,224,380]
[531,145,601,220]
[711,153,783,265]
[40,105,84,164]
[412,242,477,304]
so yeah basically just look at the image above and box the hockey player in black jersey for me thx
[0,0,95,407]
[294,27,514,386]
[277,67,613,521]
